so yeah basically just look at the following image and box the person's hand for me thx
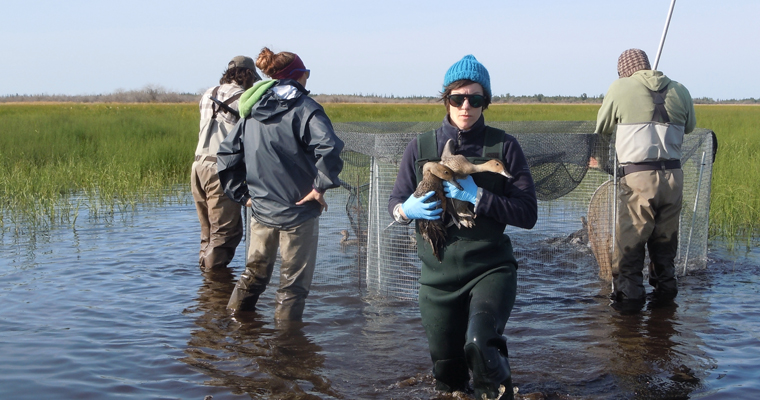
[588,157,599,168]
[296,189,328,212]
[443,175,478,205]
[246,198,252,207]
[401,191,443,220]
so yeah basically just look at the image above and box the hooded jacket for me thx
[595,70,696,164]
[217,79,344,229]
[596,70,695,134]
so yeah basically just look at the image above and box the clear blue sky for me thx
[2,0,757,100]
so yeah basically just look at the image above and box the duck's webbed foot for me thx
[457,213,476,229]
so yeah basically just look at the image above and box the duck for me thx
[439,139,513,228]
[340,229,362,250]
[414,162,459,262]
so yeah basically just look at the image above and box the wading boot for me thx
[274,296,306,321]
[433,358,471,394]
[464,313,513,400]
[227,267,266,311]
[226,286,261,311]
[226,288,259,311]
[648,261,678,300]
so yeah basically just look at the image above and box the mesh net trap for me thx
[247,121,715,308]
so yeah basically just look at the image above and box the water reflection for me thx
[183,268,339,399]
[606,300,703,399]
[1,201,757,399]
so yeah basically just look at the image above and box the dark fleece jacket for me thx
[388,114,537,230]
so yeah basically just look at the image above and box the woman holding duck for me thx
[388,55,537,399]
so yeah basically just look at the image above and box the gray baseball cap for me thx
[228,55,256,71]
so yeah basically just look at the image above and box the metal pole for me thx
[683,151,707,276]
[612,151,618,292]
[653,0,677,70]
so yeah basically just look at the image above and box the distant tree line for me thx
[1,86,756,105]
[0,85,198,104]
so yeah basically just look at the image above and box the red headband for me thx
[271,54,309,80]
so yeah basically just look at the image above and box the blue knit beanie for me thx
[442,55,491,96]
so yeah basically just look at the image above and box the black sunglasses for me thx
[447,94,485,108]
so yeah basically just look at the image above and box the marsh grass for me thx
[323,103,600,122]
[1,103,757,240]
[0,103,196,227]
[692,105,760,242]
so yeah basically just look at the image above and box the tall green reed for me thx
[1,102,756,240]
[693,105,760,242]
[0,103,197,227]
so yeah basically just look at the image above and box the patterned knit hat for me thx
[617,49,651,78]
[443,55,491,96]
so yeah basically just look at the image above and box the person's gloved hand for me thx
[401,191,443,220]
[443,175,478,205]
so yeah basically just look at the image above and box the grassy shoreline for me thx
[1,103,757,240]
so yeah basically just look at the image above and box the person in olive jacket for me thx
[595,48,696,310]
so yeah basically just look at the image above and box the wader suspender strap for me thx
[201,87,243,150]
[415,130,438,183]
[415,127,505,182]
[210,86,221,117]
[650,86,671,123]
[482,127,505,159]
[209,86,243,120]
[619,86,679,176]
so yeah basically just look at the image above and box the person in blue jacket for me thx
[388,55,537,399]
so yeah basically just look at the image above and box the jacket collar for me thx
[438,114,487,157]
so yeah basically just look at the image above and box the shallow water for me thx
[1,199,758,400]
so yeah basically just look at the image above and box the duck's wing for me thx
[443,197,462,229]
[453,199,475,229]
[419,219,446,262]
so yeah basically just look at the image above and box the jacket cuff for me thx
[393,203,412,225]
[312,184,325,194]
[474,187,483,208]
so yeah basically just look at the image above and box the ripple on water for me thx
[1,202,759,399]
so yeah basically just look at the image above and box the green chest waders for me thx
[414,128,518,286]
[414,129,518,399]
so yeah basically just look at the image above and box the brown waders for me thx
[613,168,682,304]
[191,159,243,271]
[226,217,319,321]
[415,129,517,400]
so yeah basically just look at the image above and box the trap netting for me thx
[250,121,714,304]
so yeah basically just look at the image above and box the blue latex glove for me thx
[401,191,443,220]
[443,175,478,205]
